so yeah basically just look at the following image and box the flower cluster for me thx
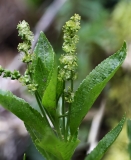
[0,65,21,80]
[17,20,34,63]
[64,87,74,103]
[58,54,77,80]
[58,14,81,81]
[62,14,81,54]
[16,21,38,93]
[19,68,38,93]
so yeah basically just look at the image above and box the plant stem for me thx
[23,154,26,160]
[65,71,74,140]
[37,92,55,125]
[71,72,73,91]
[62,81,66,139]
[35,91,51,128]
[36,91,62,139]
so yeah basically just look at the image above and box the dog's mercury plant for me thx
[0,14,127,160]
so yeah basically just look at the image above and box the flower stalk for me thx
[58,14,81,140]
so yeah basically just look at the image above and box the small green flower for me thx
[62,14,81,54]
[59,54,77,71]
[64,87,74,103]
[58,69,71,81]
[3,70,12,78]
[17,20,33,45]
[11,70,21,80]
[17,42,31,53]
[19,75,31,85]
[22,54,33,63]
[27,83,38,93]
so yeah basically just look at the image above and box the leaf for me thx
[36,136,80,160]
[33,58,49,98]
[127,119,131,141]
[56,78,64,102]
[42,60,57,117]
[25,123,79,160]
[69,42,127,135]
[33,32,58,116]
[0,89,58,159]
[33,32,55,98]
[25,123,53,160]
[0,90,51,139]
[84,115,126,160]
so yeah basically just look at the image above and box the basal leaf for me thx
[0,90,50,139]
[85,115,125,160]
[70,42,127,135]
[33,32,55,98]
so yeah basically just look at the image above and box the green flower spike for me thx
[62,14,81,54]
[17,20,33,45]
[17,20,34,64]
[58,14,81,81]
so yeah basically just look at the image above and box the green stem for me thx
[36,92,55,126]
[71,73,73,91]
[36,92,62,139]
[58,114,68,118]
[62,81,66,139]
[37,94,54,127]
[35,91,51,128]
[23,154,26,160]
[65,71,74,140]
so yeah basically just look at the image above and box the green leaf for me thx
[25,123,79,160]
[70,42,127,135]
[33,32,55,98]
[0,89,58,159]
[56,78,63,102]
[42,61,57,117]
[84,115,126,160]
[36,136,80,160]
[0,90,50,139]
[25,123,54,160]
[33,58,48,97]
